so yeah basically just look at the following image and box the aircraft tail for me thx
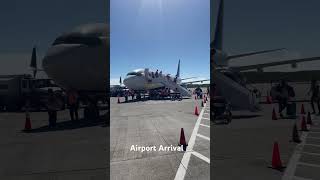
[30,46,37,78]
[176,59,180,78]
[213,0,223,50]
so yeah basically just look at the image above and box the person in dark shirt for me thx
[67,89,79,121]
[277,80,295,118]
[308,79,320,114]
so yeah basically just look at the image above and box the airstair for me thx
[144,68,191,97]
[213,69,260,111]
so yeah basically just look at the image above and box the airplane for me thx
[42,23,109,117]
[211,0,320,111]
[123,60,209,98]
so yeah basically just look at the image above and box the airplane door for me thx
[144,68,151,82]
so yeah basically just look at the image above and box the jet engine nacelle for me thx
[211,48,228,67]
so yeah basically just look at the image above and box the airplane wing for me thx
[227,48,285,60]
[181,79,210,85]
[231,56,320,72]
[180,77,197,81]
[242,70,320,84]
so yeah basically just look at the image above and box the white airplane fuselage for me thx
[42,23,109,93]
[123,69,182,91]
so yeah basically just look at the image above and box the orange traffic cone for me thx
[292,124,301,143]
[300,104,305,114]
[301,116,308,131]
[272,108,277,120]
[307,112,313,125]
[24,111,32,131]
[178,128,188,151]
[269,142,285,171]
[194,105,199,116]
[117,97,120,104]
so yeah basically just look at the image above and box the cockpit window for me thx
[126,72,143,76]
[52,35,101,46]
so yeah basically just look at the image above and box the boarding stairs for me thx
[144,69,191,97]
[213,68,261,111]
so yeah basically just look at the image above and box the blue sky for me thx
[211,0,320,71]
[110,0,210,85]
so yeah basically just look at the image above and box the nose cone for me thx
[42,44,107,91]
[42,45,82,89]
[123,76,145,90]
[43,44,81,72]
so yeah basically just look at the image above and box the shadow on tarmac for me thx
[23,114,108,133]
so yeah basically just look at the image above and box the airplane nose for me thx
[123,76,133,86]
[123,76,142,90]
[42,44,82,69]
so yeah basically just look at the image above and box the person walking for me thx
[67,89,79,121]
[47,89,59,127]
[277,80,293,118]
[308,80,320,114]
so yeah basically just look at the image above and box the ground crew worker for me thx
[47,89,59,127]
[124,90,128,102]
[67,89,79,121]
[131,90,135,101]
[155,70,159,78]
[195,86,203,99]
[277,80,294,118]
[308,79,320,114]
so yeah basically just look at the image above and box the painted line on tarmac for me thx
[309,132,320,134]
[192,151,210,164]
[203,112,209,115]
[282,132,308,180]
[307,137,320,140]
[174,103,207,180]
[202,117,210,121]
[310,127,320,130]
[200,124,210,128]
[197,134,210,141]
[302,152,320,156]
[292,176,313,180]
[304,143,320,148]
[298,162,320,168]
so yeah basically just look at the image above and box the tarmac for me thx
[0,108,108,180]
[212,82,320,180]
[110,95,210,180]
